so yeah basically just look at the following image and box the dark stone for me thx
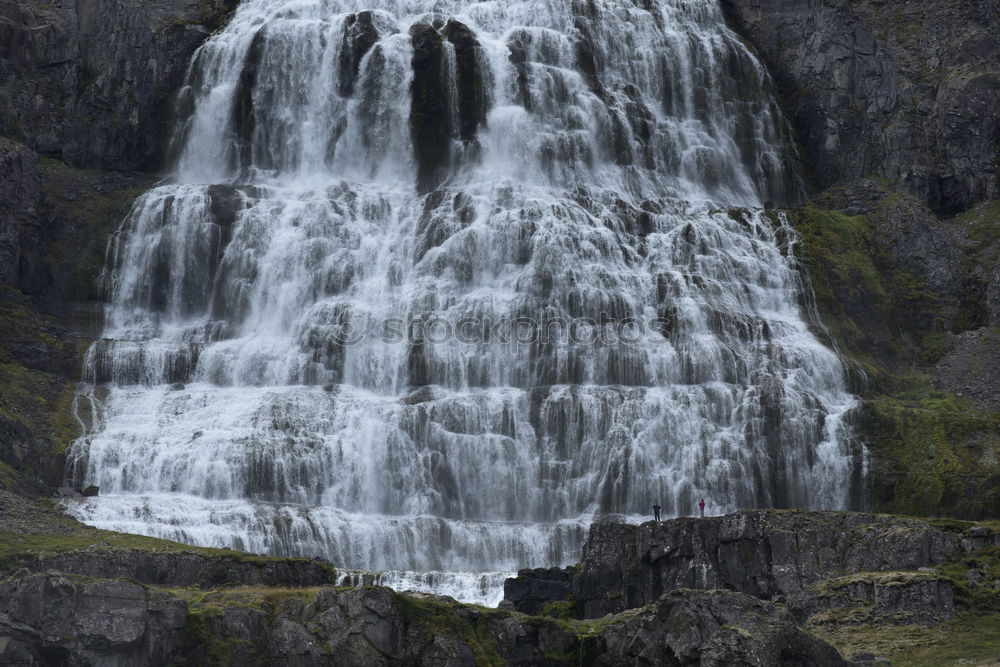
[338,12,381,98]
[506,510,977,619]
[594,589,849,666]
[0,0,238,172]
[787,571,956,627]
[0,139,41,289]
[720,0,1000,213]
[81,485,99,497]
[409,23,451,194]
[231,27,268,172]
[502,566,575,616]
[444,19,487,142]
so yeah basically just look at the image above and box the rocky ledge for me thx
[2,507,998,665]
[0,573,850,666]
[556,510,995,618]
[505,510,997,618]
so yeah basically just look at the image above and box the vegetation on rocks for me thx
[787,198,1000,520]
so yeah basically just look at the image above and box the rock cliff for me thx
[0,0,236,171]
[3,506,997,665]
[565,510,989,618]
[722,0,1000,213]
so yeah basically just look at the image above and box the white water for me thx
[67,0,863,604]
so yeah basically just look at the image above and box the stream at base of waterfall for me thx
[65,0,864,605]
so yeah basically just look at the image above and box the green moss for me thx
[933,546,1000,611]
[787,205,935,382]
[786,203,1000,520]
[177,605,231,666]
[37,157,151,306]
[396,594,506,666]
[538,600,579,621]
[0,521,337,579]
[860,391,1000,519]
[816,612,1000,666]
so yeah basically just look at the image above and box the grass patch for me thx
[0,523,334,577]
[891,612,1000,666]
[933,546,1000,611]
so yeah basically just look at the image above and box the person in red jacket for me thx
[698,499,705,517]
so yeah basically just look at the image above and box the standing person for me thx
[653,503,661,522]
[698,499,705,518]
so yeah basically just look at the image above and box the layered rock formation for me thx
[0,572,853,667]
[0,0,236,171]
[3,508,997,665]
[722,0,1000,213]
[504,510,997,619]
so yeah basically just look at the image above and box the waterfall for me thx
[66,0,862,603]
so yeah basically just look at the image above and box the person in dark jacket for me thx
[653,503,661,522]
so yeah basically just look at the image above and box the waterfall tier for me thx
[67,0,863,603]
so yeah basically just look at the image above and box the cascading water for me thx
[66,0,864,605]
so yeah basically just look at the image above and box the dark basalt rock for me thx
[503,566,575,615]
[501,510,991,619]
[0,0,238,172]
[720,0,1000,213]
[786,571,956,627]
[231,26,269,172]
[0,573,849,666]
[0,139,41,290]
[0,574,188,666]
[410,23,451,194]
[593,589,849,667]
[444,19,487,142]
[338,11,381,98]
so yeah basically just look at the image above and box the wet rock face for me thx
[567,511,969,618]
[721,0,1000,213]
[0,0,237,171]
[409,22,451,194]
[0,574,187,666]
[0,139,40,288]
[409,19,487,193]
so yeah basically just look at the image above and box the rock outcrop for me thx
[0,574,188,667]
[501,510,997,619]
[595,590,849,667]
[0,139,41,288]
[787,571,957,627]
[501,566,574,616]
[0,572,849,666]
[0,0,237,172]
[721,0,1000,213]
[24,549,337,590]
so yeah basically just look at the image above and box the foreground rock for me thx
[0,573,848,666]
[503,510,997,618]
